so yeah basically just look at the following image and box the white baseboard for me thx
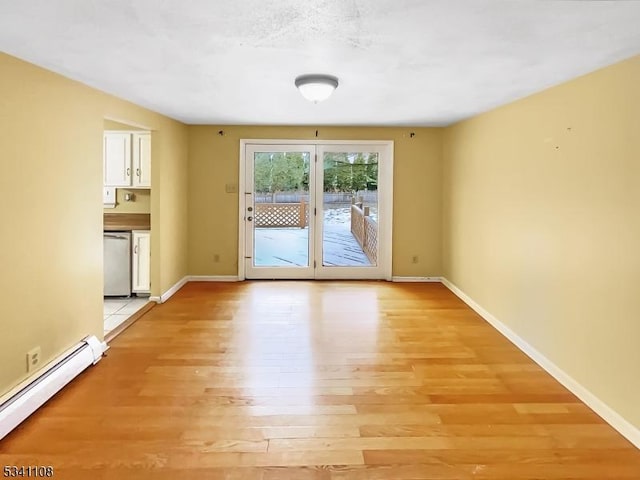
[150,276,240,304]
[392,276,443,282]
[188,275,240,282]
[149,276,189,304]
[441,277,640,449]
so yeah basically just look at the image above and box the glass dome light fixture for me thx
[294,74,339,103]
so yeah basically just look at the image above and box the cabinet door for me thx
[132,231,151,293]
[104,133,132,186]
[132,133,151,188]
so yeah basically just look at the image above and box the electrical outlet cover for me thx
[26,346,41,372]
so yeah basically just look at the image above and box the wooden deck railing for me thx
[255,202,308,228]
[350,199,378,264]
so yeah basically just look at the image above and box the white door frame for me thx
[238,139,394,281]
[243,144,317,279]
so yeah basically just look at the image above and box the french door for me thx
[240,141,393,280]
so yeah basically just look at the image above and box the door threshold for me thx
[104,301,155,343]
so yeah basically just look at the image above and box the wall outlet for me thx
[412,255,419,264]
[26,346,41,373]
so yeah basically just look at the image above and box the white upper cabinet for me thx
[104,131,151,188]
[103,133,131,187]
[132,133,151,188]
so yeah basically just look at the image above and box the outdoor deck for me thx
[254,224,371,267]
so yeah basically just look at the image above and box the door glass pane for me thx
[253,152,310,267]
[322,152,378,267]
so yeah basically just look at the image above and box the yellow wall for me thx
[187,126,443,277]
[154,124,189,294]
[443,56,640,428]
[0,52,188,397]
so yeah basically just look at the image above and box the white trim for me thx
[241,139,394,146]
[150,276,241,305]
[242,144,318,280]
[238,143,246,281]
[441,277,640,449]
[188,275,240,282]
[315,143,393,281]
[103,116,153,131]
[104,129,151,135]
[153,276,189,304]
[238,139,394,281]
[392,276,443,282]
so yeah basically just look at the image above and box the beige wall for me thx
[0,52,188,397]
[154,124,189,294]
[443,56,640,428]
[187,126,443,277]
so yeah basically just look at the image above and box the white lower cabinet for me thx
[132,230,151,293]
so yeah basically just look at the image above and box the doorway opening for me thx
[102,118,153,338]
[239,141,393,280]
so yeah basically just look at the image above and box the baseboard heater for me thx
[0,335,106,440]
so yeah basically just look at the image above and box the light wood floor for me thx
[1,281,639,479]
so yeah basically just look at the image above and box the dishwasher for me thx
[104,232,131,296]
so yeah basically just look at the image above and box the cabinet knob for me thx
[247,216,253,222]
[126,168,131,177]
[136,168,140,177]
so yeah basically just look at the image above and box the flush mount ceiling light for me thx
[294,74,339,103]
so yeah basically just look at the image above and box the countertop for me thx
[104,213,150,231]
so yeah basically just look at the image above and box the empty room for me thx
[0,1,639,479]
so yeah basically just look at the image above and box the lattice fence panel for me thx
[351,205,365,247]
[255,203,307,228]
[364,217,378,264]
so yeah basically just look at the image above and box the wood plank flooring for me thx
[1,281,638,479]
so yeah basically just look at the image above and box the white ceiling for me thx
[1,0,639,126]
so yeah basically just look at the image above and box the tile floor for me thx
[103,296,150,335]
